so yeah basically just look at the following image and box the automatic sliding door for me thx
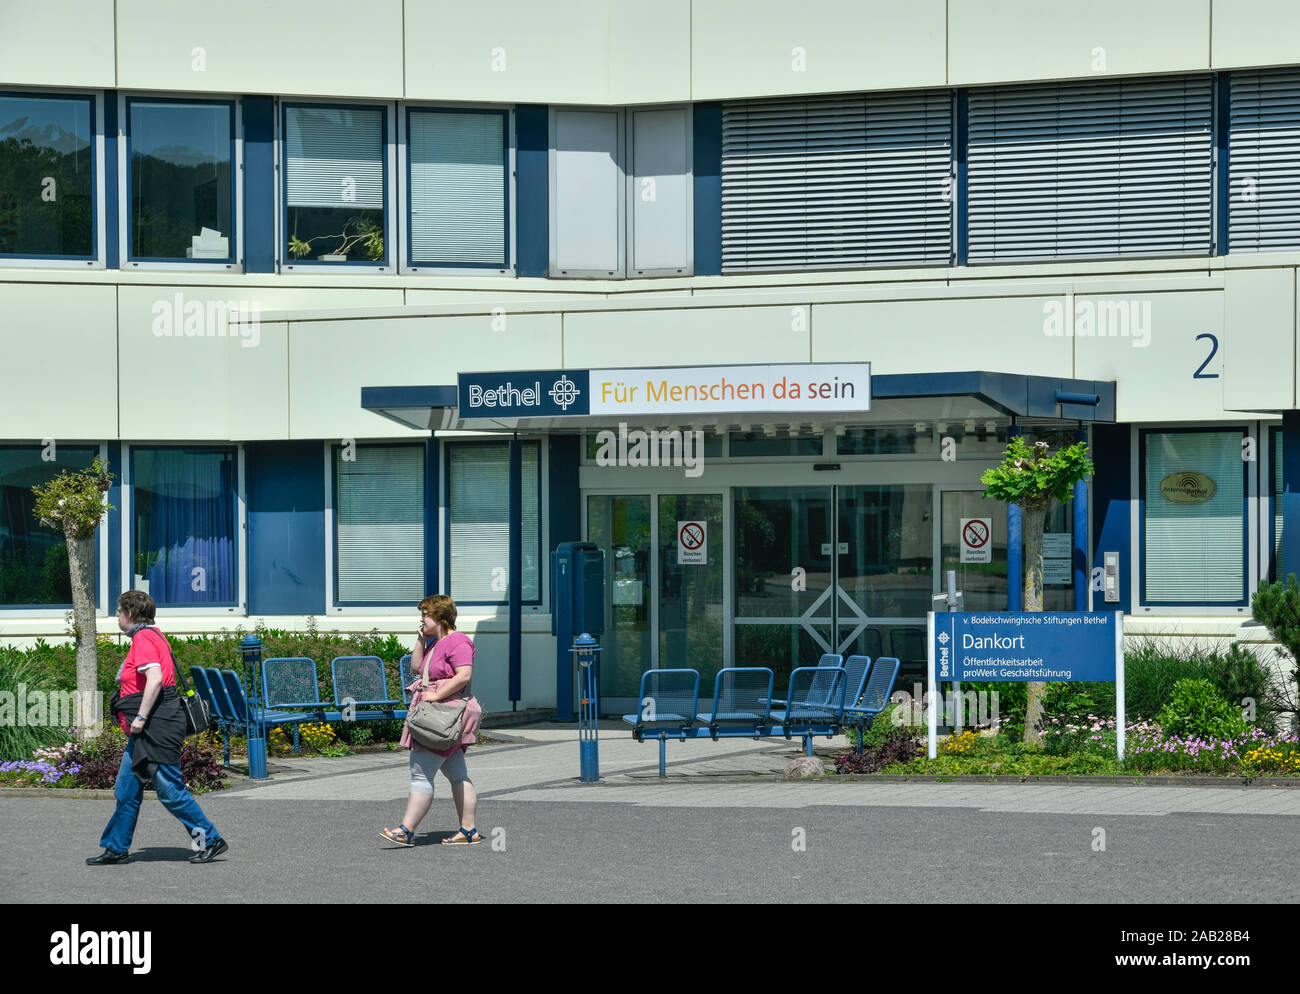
[734,486,834,688]
[587,494,652,710]
[658,494,724,689]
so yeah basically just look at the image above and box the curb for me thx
[816,774,1300,787]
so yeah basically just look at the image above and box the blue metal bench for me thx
[331,655,408,721]
[767,653,843,708]
[261,657,343,729]
[770,665,848,755]
[190,667,237,765]
[217,669,317,759]
[843,656,902,753]
[622,668,701,776]
[698,667,776,739]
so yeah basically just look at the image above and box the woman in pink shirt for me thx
[380,594,483,846]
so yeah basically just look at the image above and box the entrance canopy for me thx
[361,366,1116,432]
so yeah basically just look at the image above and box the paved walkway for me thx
[215,722,1300,817]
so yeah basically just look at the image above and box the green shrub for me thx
[0,651,71,759]
[1155,679,1248,741]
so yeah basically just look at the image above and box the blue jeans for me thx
[98,736,221,854]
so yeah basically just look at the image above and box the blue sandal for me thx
[380,824,415,847]
[440,827,483,845]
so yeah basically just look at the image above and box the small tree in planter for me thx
[981,436,1094,747]
[31,457,114,740]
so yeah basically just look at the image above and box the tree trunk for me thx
[1021,501,1047,747]
[65,529,99,741]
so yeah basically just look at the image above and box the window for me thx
[126,98,235,264]
[1229,68,1300,252]
[0,446,97,607]
[968,75,1213,261]
[284,104,388,267]
[722,90,952,271]
[550,106,692,277]
[0,92,95,260]
[1141,429,1247,605]
[334,445,425,605]
[130,447,237,607]
[406,108,509,270]
[1273,428,1286,583]
[447,442,540,602]
[729,428,823,458]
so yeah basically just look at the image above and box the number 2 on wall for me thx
[1193,333,1219,379]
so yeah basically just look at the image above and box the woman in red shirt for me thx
[380,594,483,846]
[87,590,227,865]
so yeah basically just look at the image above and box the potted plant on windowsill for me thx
[288,215,384,263]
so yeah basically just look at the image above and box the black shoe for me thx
[189,838,228,864]
[86,849,129,865]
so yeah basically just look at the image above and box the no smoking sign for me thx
[960,517,992,564]
[677,521,707,565]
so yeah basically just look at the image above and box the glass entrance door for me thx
[734,485,933,687]
[587,494,652,709]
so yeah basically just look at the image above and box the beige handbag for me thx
[404,655,467,751]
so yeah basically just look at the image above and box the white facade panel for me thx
[563,304,809,368]
[1212,0,1300,70]
[810,296,1073,377]
[691,0,946,100]
[115,0,404,97]
[1073,289,1232,421]
[610,0,692,105]
[0,283,118,438]
[287,312,563,438]
[1222,268,1295,411]
[949,0,1210,86]
[404,0,610,104]
[0,0,116,89]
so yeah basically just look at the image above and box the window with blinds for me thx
[448,443,541,603]
[1143,430,1246,604]
[284,105,387,264]
[968,75,1213,262]
[335,445,425,604]
[408,109,507,268]
[1229,68,1300,252]
[720,89,952,272]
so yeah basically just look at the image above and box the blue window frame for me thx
[404,106,510,271]
[129,446,239,608]
[0,91,97,261]
[0,445,100,608]
[444,440,542,606]
[1139,427,1249,607]
[331,442,426,607]
[125,96,237,264]
[281,102,389,268]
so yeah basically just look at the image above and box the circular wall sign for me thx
[1159,472,1217,503]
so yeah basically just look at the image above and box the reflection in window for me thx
[0,446,97,605]
[285,105,385,264]
[131,448,236,606]
[129,100,233,261]
[0,94,94,257]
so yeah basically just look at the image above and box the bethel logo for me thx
[49,925,152,974]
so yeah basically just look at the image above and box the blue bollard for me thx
[572,634,601,782]
[239,634,268,781]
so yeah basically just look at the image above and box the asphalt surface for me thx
[4,793,1296,903]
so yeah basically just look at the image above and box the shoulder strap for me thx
[144,627,191,695]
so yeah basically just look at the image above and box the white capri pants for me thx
[409,747,471,796]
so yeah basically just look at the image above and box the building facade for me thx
[3,0,1300,714]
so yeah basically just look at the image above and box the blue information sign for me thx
[933,611,1121,682]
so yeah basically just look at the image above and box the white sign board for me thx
[959,518,992,564]
[677,521,707,564]
[1043,532,1072,585]
[588,363,870,416]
